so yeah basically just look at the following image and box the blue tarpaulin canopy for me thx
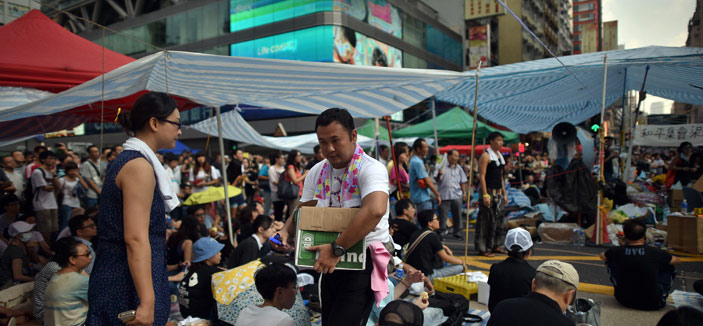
[437,46,703,133]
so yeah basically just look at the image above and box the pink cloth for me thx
[389,166,408,188]
[368,242,391,307]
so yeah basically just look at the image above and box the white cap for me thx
[504,227,533,252]
[8,221,35,237]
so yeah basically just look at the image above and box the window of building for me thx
[403,53,427,69]
[574,3,595,13]
[574,13,594,22]
[574,24,583,32]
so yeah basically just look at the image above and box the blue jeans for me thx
[430,264,464,281]
[415,200,433,213]
[83,197,99,209]
[59,205,75,231]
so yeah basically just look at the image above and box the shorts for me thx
[228,194,247,208]
[36,209,59,233]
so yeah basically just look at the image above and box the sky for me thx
[601,0,697,114]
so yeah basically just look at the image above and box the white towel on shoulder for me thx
[122,137,180,212]
[486,146,505,166]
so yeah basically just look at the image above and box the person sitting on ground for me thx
[43,237,92,325]
[600,218,681,310]
[68,215,97,275]
[0,194,23,243]
[488,227,535,312]
[656,306,703,326]
[0,221,39,289]
[390,199,419,247]
[235,262,298,326]
[236,202,263,243]
[377,300,424,326]
[32,257,61,324]
[228,215,276,269]
[166,216,201,274]
[178,237,224,320]
[487,260,579,326]
[404,210,465,280]
[367,268,430,326]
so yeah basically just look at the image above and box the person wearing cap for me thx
[0,221,39,289]
[600,218,681,310]
[377,300,424,326]
[487,227,535,312]
[236,262,297,326]
[178,237,224,320]
[487,260,579,326]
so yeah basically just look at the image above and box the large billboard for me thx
[580,23,598,53]
[465,0,504,20]
[468,25,490,69]
[602,20,618,51]
[230,25,334,61]
[333,26,402,67]
[231,0,401,38]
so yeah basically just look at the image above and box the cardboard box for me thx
[505,216,541,230]
[294,207,366,270]
[667,214,703,254]
[477,280,490,305]
[693,176,703,192]
[668,189,684,212]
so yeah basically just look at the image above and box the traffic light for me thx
[590,124,600,132]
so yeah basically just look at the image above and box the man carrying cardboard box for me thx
[279,108,391,326]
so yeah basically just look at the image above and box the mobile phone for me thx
[118,310,136,323]
[269,233,283,245]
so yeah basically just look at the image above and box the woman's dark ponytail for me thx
[117,92,178,136]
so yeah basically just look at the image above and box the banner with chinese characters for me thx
[465,0,504,20]
[634,124,703,147]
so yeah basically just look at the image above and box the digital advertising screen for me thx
[333,26,402,67]
[230,25,334,62]
[334,0,402,38]
[230,0,333,33]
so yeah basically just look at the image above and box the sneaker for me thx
[452,233,464,240]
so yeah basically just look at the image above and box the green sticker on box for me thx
[295,230,366,270]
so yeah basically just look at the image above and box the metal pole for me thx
[619,68,628,179]
[624,66,650,183]
[464,59,483,260]
[374,117,380,160]
[596,55,608,245]
[215,106,234,247]
[431,97,440,159]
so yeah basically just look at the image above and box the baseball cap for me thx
[536,260,579,288]
[504,227,533,252]
[8,221,35,237]
[379,300,424,326]
[192,237,224,263]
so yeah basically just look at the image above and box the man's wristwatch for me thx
[331,241,346,257]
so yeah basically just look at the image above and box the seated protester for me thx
[235,262,297,326]
[68,215,97,274]
[390,199,419,247]
[377,300,424,326]
[228,215,276,269]
[0,221,39,289]
[404,210,464,280]
[367,269,430,326]
[488,227,535,312]
[188,205,211,238]
[178,237,224,320]
[0,194,23,242]
[488,260,579,326]
[600,218,681,310]
[33,261,61,324]
[44,237,92,325]
[236,203,262,244]
[166,216,201,272]
[656,306,703,326]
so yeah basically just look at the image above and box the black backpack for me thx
[429,291,481,326]
[22,167,46,214]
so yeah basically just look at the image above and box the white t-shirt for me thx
[269,165,285,193]
[301,153,391,244]
[164,165,181,195]
[79,160,103,199]
[31,168,57,210]
[59,177,81,208]
[189,166,221,193]
[235,305,294,326]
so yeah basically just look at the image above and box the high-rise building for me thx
[465,0,572,67]
[0,0,41,25]
[572,0,600,54]
[672,0,703,123]
[42,0,464,71]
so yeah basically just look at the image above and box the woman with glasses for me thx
[43,237,93,325]
[87,92,181,326]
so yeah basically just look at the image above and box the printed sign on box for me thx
[294,207,366,270]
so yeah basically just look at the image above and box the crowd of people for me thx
[0,91,702,326]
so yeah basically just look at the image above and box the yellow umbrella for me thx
[211,259,263,305]
[183,185,242,206]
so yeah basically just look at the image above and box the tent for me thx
[392,107,519,143]
[0,10,134,93]
[357,119,389,141]
[439,145,512,156]
[436,46,703,133]
[158,140,199,155]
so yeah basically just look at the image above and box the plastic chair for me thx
[681,187,703,212]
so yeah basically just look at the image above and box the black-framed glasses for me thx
[160,119,182,130]
[74,252,92,258]
[80,223,96,229]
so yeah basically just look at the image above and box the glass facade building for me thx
[87,0,462,71]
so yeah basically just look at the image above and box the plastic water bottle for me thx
[579,229,586,246]
[681,200,688,213]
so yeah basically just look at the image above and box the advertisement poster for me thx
[468,25,490,69]
[334,0,402,38]
[333,26,402,67]
[230,0,332,33]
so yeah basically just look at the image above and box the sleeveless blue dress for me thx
[86,150,169,326]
